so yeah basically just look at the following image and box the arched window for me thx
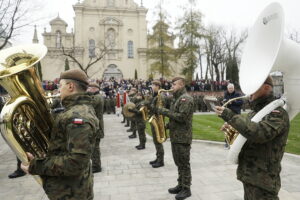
[89,39,96,58]
[128,41,133,58]
[56,31,62,48]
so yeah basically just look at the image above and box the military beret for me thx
[264,76,273,87]
[88,82,100,89]
[152,80,161,87]
[60,69,89,85]
[172,77,185,83]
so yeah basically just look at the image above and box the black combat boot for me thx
[121,120,125,123]
[175,188,191,200]
[168,185,182,194]
[126,128,133,132]
[136,143,145,150]
[124,124,129,127]
[149,159,157,165]
[128,131,137,139]
[152,161,164,168]
[8,170,26,179]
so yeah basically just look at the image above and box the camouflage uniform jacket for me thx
[29,93,99,200]
[88,92,104,139]
[147,93,169,115]
[157,88,194,144]
[129,93,137,104]
[130,98,145,123]
[220,94,290,194]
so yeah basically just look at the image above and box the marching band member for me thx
[152,77,194,200]
[21,69,99,200]
[216,76,290,200]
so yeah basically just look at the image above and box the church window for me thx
[89,39,96,58]
[56,31,62,48]
[128,41,134,58]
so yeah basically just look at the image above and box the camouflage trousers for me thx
[137,121,146,144]
[150,125,164,162]
[171,143,191,188]
[92,138,101,171]
[131,120,137,131]
[42,166,94,200]
[243,183,279,200]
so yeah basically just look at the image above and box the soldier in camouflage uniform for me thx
[87,82,104,173]
[147,80,165,168]
[216,76,290,200]
[192,93,198,112]
[128,92,146,150]
[21,69,99,200]
[109,94,116,114]
[128,88,138,138]
[154,77,194,200]
[104,96,110,114]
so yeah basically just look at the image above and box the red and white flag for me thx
[73,118,84,124]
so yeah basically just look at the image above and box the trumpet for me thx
[221,96,249,145]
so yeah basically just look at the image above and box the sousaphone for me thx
[227,2,300,163]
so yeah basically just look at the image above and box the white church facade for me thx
[40,0,148,80]
[38,0,184,81]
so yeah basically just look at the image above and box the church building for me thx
[39,0,148,80]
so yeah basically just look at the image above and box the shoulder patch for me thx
[72,118,84,124]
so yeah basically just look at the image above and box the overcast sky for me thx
[12,0,300,45]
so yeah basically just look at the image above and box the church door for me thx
[102,64,123,80]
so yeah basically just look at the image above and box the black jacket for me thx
[223,91,243,114]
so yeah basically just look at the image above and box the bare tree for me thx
[204,25,226,83]
[222,28,247,85]
[0,0,43,49]
[61,41,110,77]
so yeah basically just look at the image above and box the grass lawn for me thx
[146,113,300,155]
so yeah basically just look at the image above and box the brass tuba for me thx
[0,44,53,185]
[148,89,173,143]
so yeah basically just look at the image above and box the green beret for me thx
[172,77,185,83]
[60,69,89,85]
[151,80,161,87]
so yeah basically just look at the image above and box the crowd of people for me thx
[39,78,230,93]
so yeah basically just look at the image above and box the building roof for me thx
[50,15,68,26]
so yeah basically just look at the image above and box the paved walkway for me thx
[0,114,300,200]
